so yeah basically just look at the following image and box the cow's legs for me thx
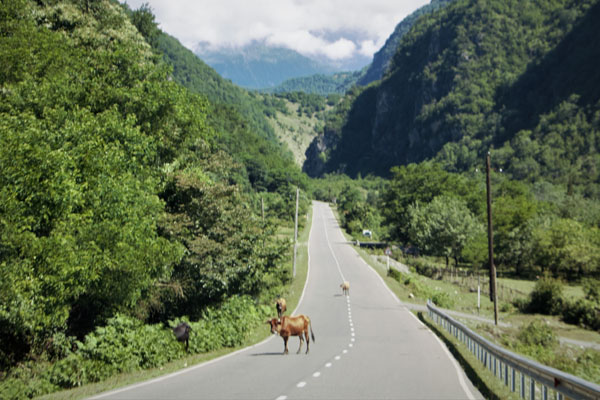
[283,337,289,355]
[297,335,304,354]
[305,330,310,354]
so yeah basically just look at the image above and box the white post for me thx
[293,187,299,278]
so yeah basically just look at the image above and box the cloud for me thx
[124,0,430,60]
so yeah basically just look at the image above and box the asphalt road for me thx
[91,201,483,400]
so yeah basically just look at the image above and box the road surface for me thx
[92,201,483,400]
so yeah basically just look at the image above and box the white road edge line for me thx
[90,206,318,400]
[357,256,478,400]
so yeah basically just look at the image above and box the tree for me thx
[407,195,483,268]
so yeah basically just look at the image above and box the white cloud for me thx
[123,0,430,60]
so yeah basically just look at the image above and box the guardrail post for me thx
[530,378,536,400]
[521,373,525,398]
[542,385,548,400]
[511,368,516,392]
[504,363,509,386]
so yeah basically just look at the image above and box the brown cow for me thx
[340,281,350,296]
[275,297,287,320]
[267,315,315,355]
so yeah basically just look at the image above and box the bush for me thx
[0,296,272,398]
[583,278,600,304]
[517,320,558,347]
[387,268,403,281]
[562,299,600,330]
[431,292,455,308]
[526,277,564,315]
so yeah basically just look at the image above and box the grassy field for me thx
[266,100,326,166]
[38,209,314,400]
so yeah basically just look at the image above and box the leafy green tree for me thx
[381,162,482,242]
[407,195,483,268]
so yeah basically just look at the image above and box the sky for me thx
[123,0,430,62]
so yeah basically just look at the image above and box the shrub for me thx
[582,278,600,304]
[431,292,455,308]
[387,268,403,281]
[517,320,558,347]
[526,277,564,315]
[562,299,600,330]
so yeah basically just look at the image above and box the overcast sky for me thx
[123,0,430,61]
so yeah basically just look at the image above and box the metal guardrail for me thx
[427,300,600,400]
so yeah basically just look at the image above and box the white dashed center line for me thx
[297,381,307,388]
[313,372,321,378]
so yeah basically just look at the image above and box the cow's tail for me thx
[309,320,315,343]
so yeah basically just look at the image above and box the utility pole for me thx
[486,152,499,326]
[293,187,299,278]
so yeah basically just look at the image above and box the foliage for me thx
[522,277,565,315]
[0,296,270,399]
[381,162,483,243]
[269,71,362,95]
[516,320,558,347]
[305,0,600,199]
[407,195,483,268]
[0,0,300,375]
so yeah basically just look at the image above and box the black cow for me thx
[173,322,192,351]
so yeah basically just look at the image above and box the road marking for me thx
[297,381,307,388]
[321,211,345,282]
[351,338,355,342]
[343,349,348,354]
[313,372,321,378]
[349,343,353,347]
[325,362,332,367]
[335,355,341,360]
[275,396,287,400]
[358,246,478,400]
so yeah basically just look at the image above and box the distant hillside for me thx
[268,71,363,95]
[195,41,337,90]
[305,0,600,197]
[357,0,454,85]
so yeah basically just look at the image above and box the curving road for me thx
[91,201,483,400]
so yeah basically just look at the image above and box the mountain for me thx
[195,41,338,90]
[268,71,363,95]
[304,0,600,198]
[357,0,454,86]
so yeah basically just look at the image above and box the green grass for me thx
[497,277,585,300]
[37,209,314,400]
[266,100,326,166]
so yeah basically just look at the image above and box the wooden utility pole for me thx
[486,152,499,325]
[293,187,299,278]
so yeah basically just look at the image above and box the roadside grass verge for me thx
[35,208,313,400]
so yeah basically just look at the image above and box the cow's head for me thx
[266,318,281,335]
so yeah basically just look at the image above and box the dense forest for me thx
[305,0,600,199]
[0,0,310,396]
[305,0,600,329]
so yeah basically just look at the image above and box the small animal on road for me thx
[275,297,287,320]
[340,281,350,296]
[173,322,192,351]
[267,315,315,354]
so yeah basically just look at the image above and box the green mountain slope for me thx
[305,0,599,197]
[154,32,306,192]
[358,0,454,86]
